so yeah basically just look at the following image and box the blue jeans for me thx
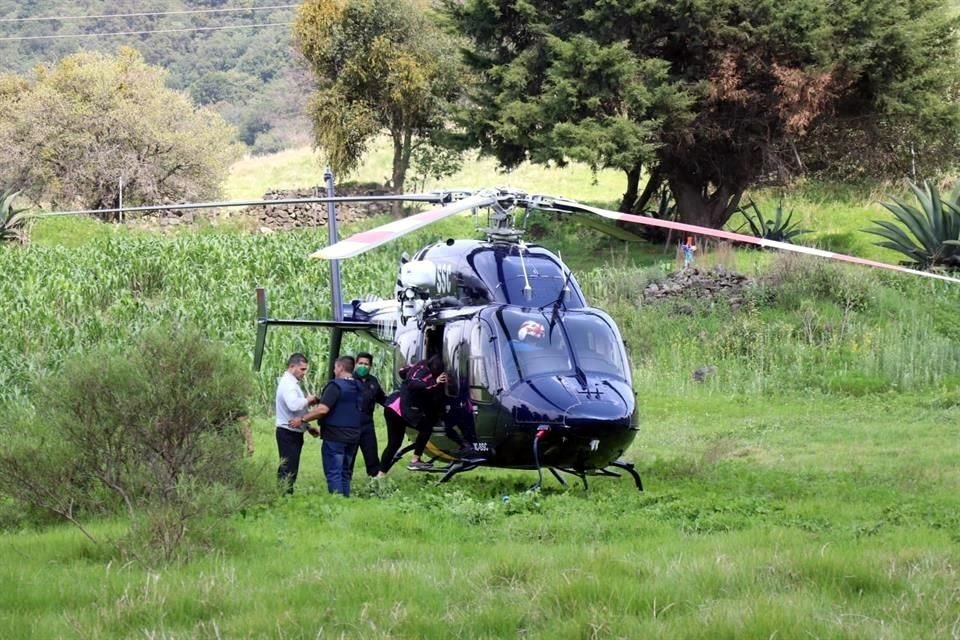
[321,440,359,496]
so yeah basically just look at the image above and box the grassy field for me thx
[3,393,958,638]
[3,147,960,638]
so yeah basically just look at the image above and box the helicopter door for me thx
[467,319,499,405]
[442,321,465,398]
[392,325,420,384]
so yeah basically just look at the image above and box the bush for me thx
[865,181,960,269]
[0,325,268,564]
[754,253,876,312]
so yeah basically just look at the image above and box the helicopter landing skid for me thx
[607,460,644,491]
[548,461,643,492]
[438,460,482,483]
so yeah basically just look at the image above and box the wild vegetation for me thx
[0,0,306,153]
[294,0,465,193]
[2,1,960,637]
[1,199,959,635]
[447,0,960,226]
[0,48,242,211]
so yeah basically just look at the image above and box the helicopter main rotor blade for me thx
[544,198,960,285]
[311,192,499,260]
[34,193,456,218]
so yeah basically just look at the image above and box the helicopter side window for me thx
[393,329,420,383]
[468,321,496,404]
[564,314,630,382]
[443,321,464,397]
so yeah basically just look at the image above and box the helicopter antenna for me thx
[517,240,534,302]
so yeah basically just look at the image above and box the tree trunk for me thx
[619,164,642,212]
[631,167,663,215]
[668,176,745,229]
[390,128,415,215]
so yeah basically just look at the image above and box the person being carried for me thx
[275,353,319,495]
[354,351,386,479]
[378,354,447,473]
[291,356,364,497]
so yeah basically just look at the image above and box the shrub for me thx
[0,189,31,244]
[735,199,811,243]
[0,325,268,564]
[865,181,960,268]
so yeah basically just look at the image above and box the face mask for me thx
[355,365,370,377]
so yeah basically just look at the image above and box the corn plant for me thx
[735,199,810,243]
[865,181,960,268]
[0,190,31,244]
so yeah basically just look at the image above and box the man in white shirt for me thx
[275,353,318,494]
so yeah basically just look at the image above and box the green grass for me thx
[2,394,959,638]
[225,141,627,203]
[5,146,960,638]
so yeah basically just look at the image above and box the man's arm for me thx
[373,377,387,406]
[291,383,339,427]
[292,403,331,426]
[280,378,315,412]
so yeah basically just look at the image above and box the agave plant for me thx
[0,189,31,244]
[865,181,960,269]
[735,199,811,243]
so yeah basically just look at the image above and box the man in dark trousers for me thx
[291,356,364,497]
[354,351,386,478]
[274,353,319,494]
[379,354,448,473]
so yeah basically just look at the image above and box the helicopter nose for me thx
[562,393,633,430]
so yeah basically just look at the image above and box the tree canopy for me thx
[0,48,242,213]
[0,0,307,154]
[294,0,464,193]
[446,0,960,228]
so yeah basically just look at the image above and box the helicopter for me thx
[42,172,960,491]
[246,172,960,492]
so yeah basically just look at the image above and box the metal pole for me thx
[118,176,123,223]
[911,143,917,182]
[325,167,344,381]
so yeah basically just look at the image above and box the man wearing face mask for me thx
[354,351,386,478]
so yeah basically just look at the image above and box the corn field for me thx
[0,231,404,407]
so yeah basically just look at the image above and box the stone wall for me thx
[240,183,395,231]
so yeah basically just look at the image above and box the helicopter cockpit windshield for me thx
[468,250,585,308]
[493,308,629,386]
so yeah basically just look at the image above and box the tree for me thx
[0,48,242,216]
[446,0,960,228]
[294,0,464,193]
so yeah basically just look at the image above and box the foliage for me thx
[408,142,465,193]
[0,189,30,244]
[0,326,265,564]
[445,0,960,228]
[736,200,811,243]
[0,48,243,214]
[865,181,960,269]
[294,0,466,192]
[0,0,305,151]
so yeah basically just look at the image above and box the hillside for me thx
[0,0,310,153]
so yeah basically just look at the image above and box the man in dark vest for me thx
[291,356,364,497]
